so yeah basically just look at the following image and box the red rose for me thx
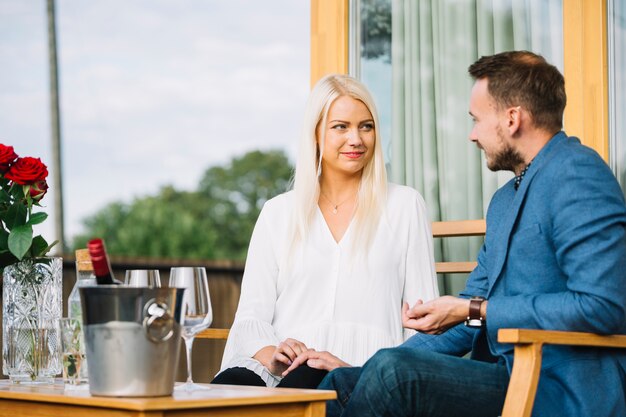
[0,144,18,173]
[4,157,48,185]
[29,180,49,201]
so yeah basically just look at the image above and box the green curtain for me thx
[389,0,562,294]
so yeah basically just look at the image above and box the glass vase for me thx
[2,257,62,383]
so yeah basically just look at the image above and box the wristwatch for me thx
[464,296,486,328]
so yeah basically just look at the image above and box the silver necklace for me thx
[320,191,356,214]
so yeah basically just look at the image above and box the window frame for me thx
[310,0,610,158]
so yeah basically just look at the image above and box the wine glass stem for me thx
[184,336,195,384]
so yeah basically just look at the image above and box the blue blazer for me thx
[405,132,626,416]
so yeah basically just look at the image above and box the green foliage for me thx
[0,177,57,269]
[361,0,392,62]
[72,149,294,261]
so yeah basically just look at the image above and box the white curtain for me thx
[390,0,562,294]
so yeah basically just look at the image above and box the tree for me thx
[361,0,392,62]
[72,149,293,260]
[198,149,293,259]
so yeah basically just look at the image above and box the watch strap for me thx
[465,296,485,328]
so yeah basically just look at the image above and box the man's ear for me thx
[507,106,522,135]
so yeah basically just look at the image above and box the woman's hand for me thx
[282,350,349,377]
[266,338,311,376]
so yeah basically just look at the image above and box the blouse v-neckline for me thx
[316,205,354,245]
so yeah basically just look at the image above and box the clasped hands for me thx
[402,295,472,334]
[265,338,349,377]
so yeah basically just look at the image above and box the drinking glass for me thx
[124,269,161,287]
[169,267,212,390]
[58,317,88,385]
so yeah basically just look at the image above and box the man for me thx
[318,51,626,417]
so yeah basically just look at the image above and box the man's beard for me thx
[486,128,524,172]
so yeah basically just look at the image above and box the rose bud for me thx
[4,157,48,185]
[29,180,49,201]
[0,144,18,173]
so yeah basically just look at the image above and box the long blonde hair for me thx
[290,74,387,254]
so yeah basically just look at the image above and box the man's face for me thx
[468,78,523,172]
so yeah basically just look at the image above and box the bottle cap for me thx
[75,248,94,271]
[87,239,109,277]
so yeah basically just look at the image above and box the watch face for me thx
[465,318,484,328]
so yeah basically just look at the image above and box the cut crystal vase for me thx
[2,257,62,383]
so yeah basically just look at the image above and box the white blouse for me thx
[218,183,438,386]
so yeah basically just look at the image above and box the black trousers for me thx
[211,365,328,389]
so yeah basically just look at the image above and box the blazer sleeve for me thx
[488,150,626,335]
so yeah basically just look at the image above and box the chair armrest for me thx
[498,328,626,347]
[498,329,626,417]
[197,328,230,339]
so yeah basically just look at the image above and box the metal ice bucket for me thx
[79,286,185,397]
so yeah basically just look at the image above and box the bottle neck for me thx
[76,270,96,281]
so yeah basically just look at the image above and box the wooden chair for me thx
[498,329,626,417]
[197,219,626,416]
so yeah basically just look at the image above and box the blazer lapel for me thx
[486,132,568,295]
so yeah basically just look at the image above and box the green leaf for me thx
[27,212,47,225]
[0,228,8,252]
[0,186,10,203]
[5,202,27,229]
[30,235,56,257]
[8,225,33,260]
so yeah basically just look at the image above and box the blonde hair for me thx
[290,74,387,254]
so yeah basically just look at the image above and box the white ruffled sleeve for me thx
[220,201,281,369]
[402,191,439,340]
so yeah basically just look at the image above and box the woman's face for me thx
[318,95,375,178]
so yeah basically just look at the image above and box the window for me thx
[356,0,563,294]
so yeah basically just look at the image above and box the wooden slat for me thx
[432,220,486,238]
[197,328,230,339]
[435,261,477,274]
[498,328,626,348]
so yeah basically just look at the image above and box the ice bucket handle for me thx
[143,299,175,343]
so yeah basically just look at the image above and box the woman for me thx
[212,74,438,388]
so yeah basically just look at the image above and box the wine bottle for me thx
[68,249,98,320]
[87,238,118,285]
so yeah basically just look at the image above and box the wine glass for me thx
[124,269,161,287]
[169,267,212,391]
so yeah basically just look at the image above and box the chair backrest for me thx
[432,219,486,274]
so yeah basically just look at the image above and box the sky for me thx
[0,0,310,249]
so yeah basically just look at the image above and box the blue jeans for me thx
[320,347,509,417]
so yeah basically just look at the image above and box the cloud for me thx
[1,0,310,240]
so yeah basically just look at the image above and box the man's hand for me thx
[282,350,349,377]
[402,296,472,334]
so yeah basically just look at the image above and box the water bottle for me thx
[69,249,97,321]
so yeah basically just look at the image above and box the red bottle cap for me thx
[87,238,110,277]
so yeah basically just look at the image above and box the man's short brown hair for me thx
[468,51,566,133]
